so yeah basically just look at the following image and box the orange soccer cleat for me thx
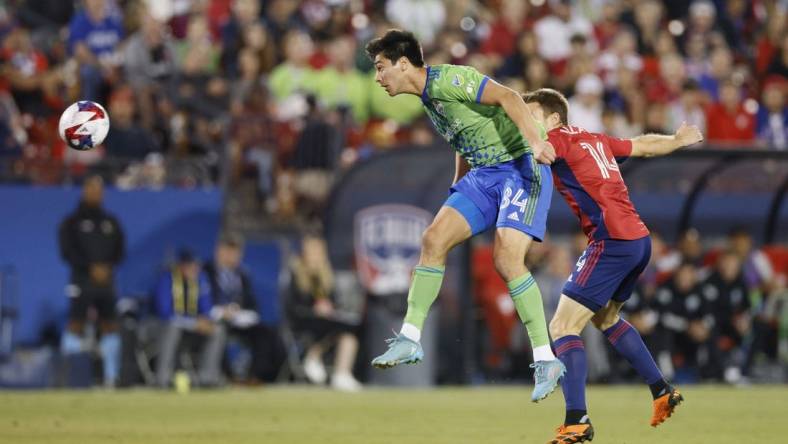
[547,423,595,444]
[651,386,684,427]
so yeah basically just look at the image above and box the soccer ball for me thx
[58,100,110,150]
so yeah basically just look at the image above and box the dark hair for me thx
[177,247,197,264]
[727,226,751,238]
[365,29,424,67]
[569,33,587,45]
[521,88,569,126]
[218,232,244,249]
[682,78,700,92]
[678,260,698,270]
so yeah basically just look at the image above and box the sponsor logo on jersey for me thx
[452,74,464,87]
[354,205,431,296]
[466,79,476,95]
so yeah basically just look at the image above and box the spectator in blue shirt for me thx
[757,77,787,150]
[153,249,225,388]
[68,0,124,100]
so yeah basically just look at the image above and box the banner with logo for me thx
[354,204,431,296]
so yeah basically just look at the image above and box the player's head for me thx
[216,232,244,268]
[727,226,753,257]
[522,88,569,131]
[674,261,698,292]
[717,250,742,283]
[176,247,200,279]
[82,175,104,207]
[365,29,424,96]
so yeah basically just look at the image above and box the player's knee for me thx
[492,248,525,282]
[99,321,118,334]
[549,317,579,340]
[421,225,449,260]
[67,320,85,334]
[592,312,620,331]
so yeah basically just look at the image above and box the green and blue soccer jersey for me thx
[423,64,553,241]
[420,64,545,168]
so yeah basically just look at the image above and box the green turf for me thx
[0,385,785,443]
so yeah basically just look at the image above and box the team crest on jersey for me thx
[354,205,431,296]
[452,74,464,87]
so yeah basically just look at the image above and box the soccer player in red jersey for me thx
[522,89,704,443]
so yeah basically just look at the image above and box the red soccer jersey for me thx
[705,103,756,143]
[548,126,649,241]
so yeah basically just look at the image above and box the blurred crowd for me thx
[2,0,787,389]
[474,228,788,384]
[0,0,786,224]
[55,176,363,390]
[50,175,787,391]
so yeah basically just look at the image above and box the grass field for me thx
[1,385,785,443]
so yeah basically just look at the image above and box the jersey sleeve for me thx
[602,135,633,162]
[430,65,490,104]
[547,132,568,159]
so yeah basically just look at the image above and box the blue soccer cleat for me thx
[371,334,424,369]
[531,359,566,402]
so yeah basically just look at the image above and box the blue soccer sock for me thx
[604,318,666,395]
[61,331,83,354]
[99,333,121,385]
[554,335,587,423]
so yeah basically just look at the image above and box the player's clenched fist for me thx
[675,121,704,147]
[533,140,556,164]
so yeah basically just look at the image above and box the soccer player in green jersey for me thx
[366,29,565,401]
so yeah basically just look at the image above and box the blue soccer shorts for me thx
[562,235,652,312]
[444,154,552,242]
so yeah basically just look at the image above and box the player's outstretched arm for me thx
[629,122,704,157]
[479,80,556,164]
[453,152,471,185]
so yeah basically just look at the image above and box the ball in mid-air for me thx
[58,100,110,150]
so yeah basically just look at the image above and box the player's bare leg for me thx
[591,301,683,427]
[548,296,596,443]
[371,206,472,368]
[494,227,565,401]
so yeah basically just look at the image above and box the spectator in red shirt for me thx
[705,80,756,145]
[644,52,685,105]
[1,26,56,116]
[481,0,531,63]
[765,33,788,80]
[755,11,785,76]
[592,1,623,51]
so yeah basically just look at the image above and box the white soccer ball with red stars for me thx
[58,100,110,150]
